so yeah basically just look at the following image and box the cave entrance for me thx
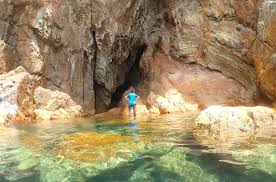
[109,44,147,109]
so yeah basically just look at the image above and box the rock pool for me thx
[0,114,276,182]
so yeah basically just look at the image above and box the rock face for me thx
[194,106,276,148]
[0,0,275,119]
[142,53,253,114]
[0,40,13,74]
[138,0,260,113]
[252,0,276,100]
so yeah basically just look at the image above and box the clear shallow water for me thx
[0,114,276,182]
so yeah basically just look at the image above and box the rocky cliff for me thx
[0,0,275,120]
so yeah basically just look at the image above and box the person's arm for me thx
[125,94,129,100]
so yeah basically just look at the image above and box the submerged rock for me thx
[194,106,276,148]
[51,131,156,164]
[232,144,276,175]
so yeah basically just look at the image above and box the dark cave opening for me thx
[109,81,132,109]
[109,44,147,109]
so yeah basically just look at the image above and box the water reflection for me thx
[130,119,139,140]
[0,114,275,182]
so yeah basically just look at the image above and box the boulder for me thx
[194,106,276,148]
[34,87,84,120]
[0,67,40,124]
[16,74,41,118]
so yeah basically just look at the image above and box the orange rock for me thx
[51,132,155,163]
[235,0,258,28]
[94,108,124,118]
[142,53,253,113]
[272,102,276,110]
[252,0,276,100]
[0,40,13,74]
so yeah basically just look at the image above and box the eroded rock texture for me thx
[0,0,275,118]
[139,0,260,113]
[252,0,276,100]
[0,67,40,123]
[194,105,276,149]
[34,87,84,120]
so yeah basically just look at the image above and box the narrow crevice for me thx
[91,29,99,112]
[94,82,110,113]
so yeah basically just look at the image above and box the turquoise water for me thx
[0,114,276,182]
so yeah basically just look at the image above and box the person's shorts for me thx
[129,104,136,108]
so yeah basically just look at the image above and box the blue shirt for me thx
[128,93,137,106]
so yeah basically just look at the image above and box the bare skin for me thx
[125,93,140,117]
[129,105,136,117]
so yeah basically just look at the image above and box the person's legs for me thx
[129,104,136,117]
[128,105,132,116]
[133,105,136,117]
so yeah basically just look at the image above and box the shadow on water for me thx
[1,115,276,182]
[184,150,276,182]
[173,131,276,182]
[86,152,184,182]
[0,174,39,182]
[175,131,210,150]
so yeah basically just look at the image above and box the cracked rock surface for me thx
[0,0,275,119]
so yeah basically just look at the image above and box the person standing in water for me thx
[125,90,140,117]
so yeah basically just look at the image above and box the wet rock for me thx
[194,106,276,148]
[93,108,125,118]
[51,131,156,163]
[34,86,84,120]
